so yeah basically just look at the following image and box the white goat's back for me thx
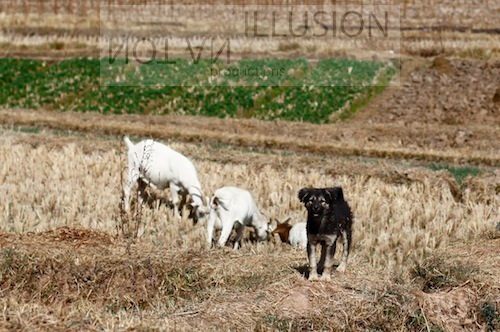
[127,139,200,191]
[212,186,258,224]
[288,222,307,248]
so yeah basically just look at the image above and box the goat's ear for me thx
[325,187,344,203]
[274,217,291,226]
[298,188,311,203]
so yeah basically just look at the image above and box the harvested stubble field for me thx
[0,50,499,332]
[0,123,499,331]
[1,0,499,60]
[1,0,500,331]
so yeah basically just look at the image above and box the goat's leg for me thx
[178,190,188,214]
[123,156,140,212]
[218,219,235,248]
[169,183,181,218]
[123,184,132,212]
[206,209,217,248]
[337,230,350,273]
[123,170,138,212]
[307,241,318,281]
[232,222,245,250]
[137,179,147,207]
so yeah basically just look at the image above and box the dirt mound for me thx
[0,227,115,248]
[281,289,311,314]
[0,238,214,311]
[414,287,479,331]
[431,56,454,74]
[35,227,115,246]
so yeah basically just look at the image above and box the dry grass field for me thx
[0,121,498,330]
[0,0,499,331]
[1,0,499,60]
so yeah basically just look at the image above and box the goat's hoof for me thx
[336,263,347,273]
[308,273,319,281]
[320,274,331,281]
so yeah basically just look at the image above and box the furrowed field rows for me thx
[1,0,499,30]
[0,57,395,123]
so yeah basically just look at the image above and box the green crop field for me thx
[0,57,396,123]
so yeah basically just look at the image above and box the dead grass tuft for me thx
[35,226,114,246]
[277,42,301,52]
[411,256,478,293]
[431,56,454,75]
[0,235,214,311]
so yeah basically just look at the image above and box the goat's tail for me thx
[211,196,230,211]
[123,136,134,150]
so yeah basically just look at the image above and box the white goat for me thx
[289,222,307,248]
[272,220,307,249]
[123,136,209,221]
[206,186,271,249]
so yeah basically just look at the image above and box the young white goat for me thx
[206,186,271,249]
[289,222,307,248]
[123,136,209,222]
[272,220,307,249]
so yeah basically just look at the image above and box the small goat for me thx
[206,186,271,249]
[123,136,209,222]
[298,187,353,281]
[272,220,307,249]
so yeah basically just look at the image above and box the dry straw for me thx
[0,129,496,271]
[0,127,498,330]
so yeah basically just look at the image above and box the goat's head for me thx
[252,214,274,243]
[298,187,344,217]
[271,217,292,243]
[189,195,210,224]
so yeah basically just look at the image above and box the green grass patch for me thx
[0,57,397,123]
[428,164,480,184]
[16,126,41,134]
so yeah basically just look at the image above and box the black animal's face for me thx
[305,194,328,216]
[298,187,344,217]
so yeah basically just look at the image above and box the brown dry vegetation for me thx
[0,125,499,330]
[2,227,498,331]
[1,0,499,60]
[0,1,499,330]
